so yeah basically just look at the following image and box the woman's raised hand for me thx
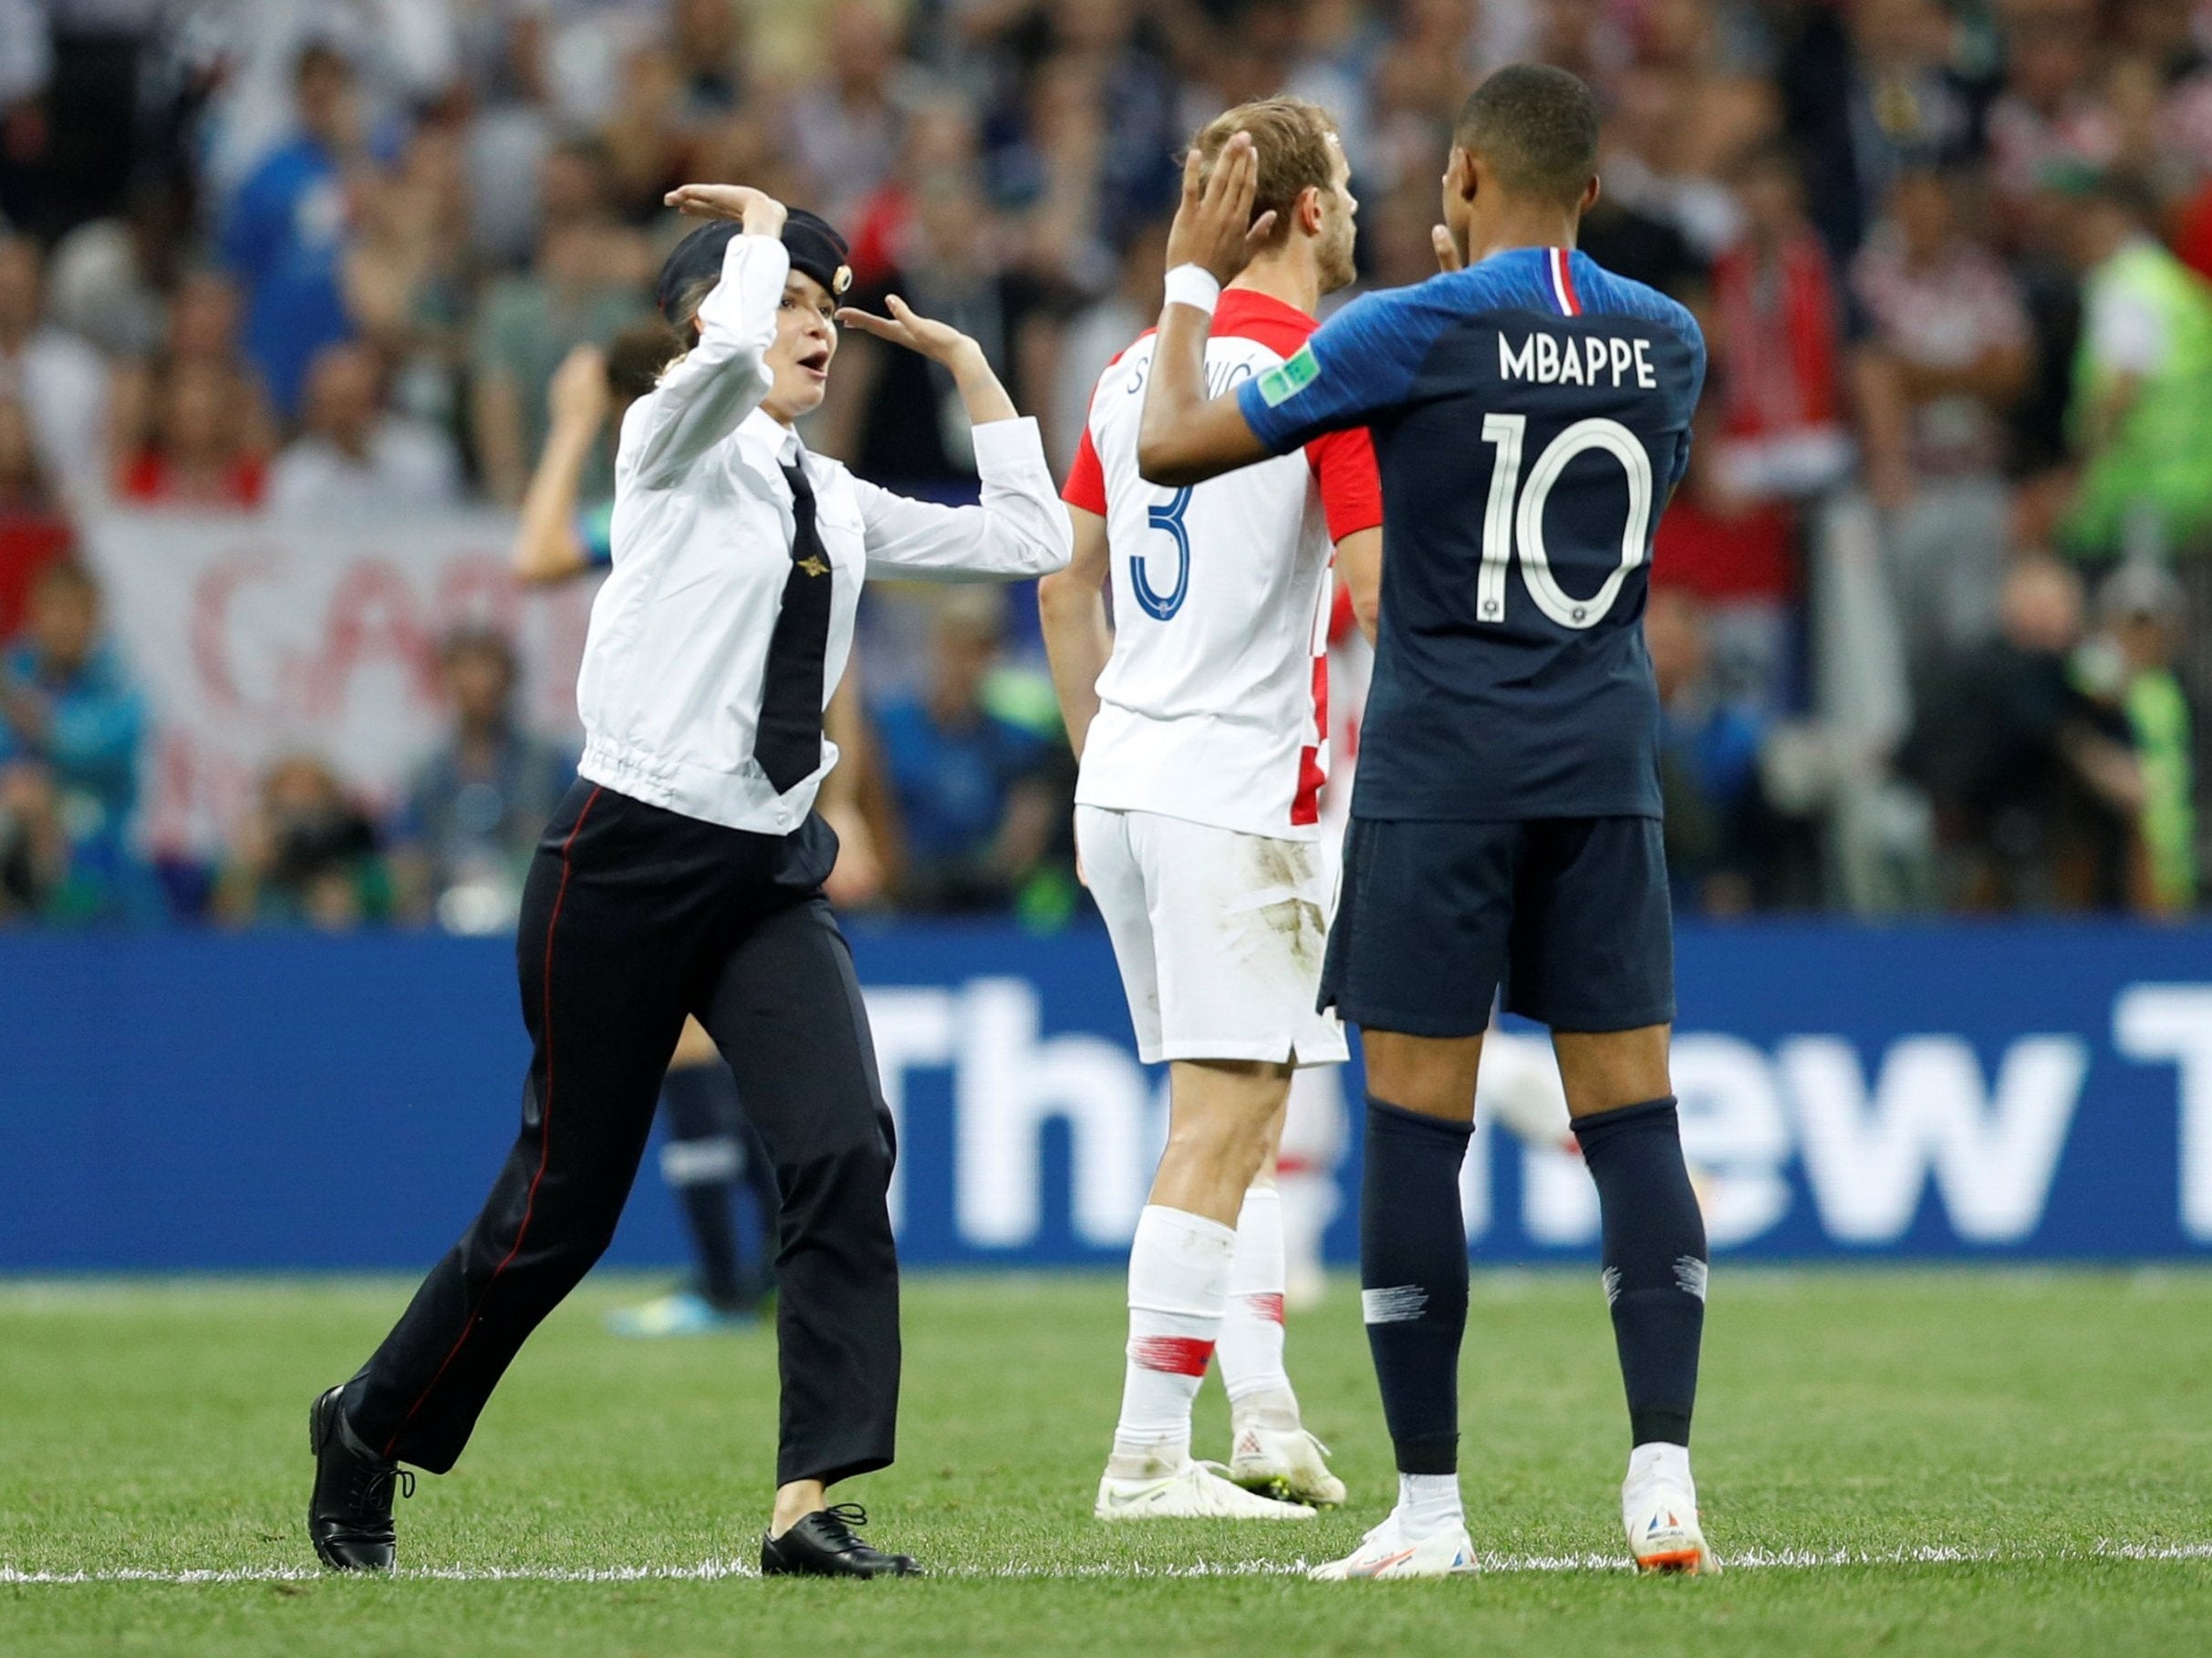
[835,295,986,372]
[663,184,788,238]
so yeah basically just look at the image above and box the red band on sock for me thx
[1243,1292,1286,1326]
[1130,1335,1215,1377]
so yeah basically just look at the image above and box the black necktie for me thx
[754,459,835,793]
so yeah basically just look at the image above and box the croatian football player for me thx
[1039,97,1378,1521]
[1136,65,1715,1579]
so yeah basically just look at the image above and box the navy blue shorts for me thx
[1320,816,1675,1037]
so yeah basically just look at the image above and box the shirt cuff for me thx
[697,233,791,335]
[970,414,1048,474]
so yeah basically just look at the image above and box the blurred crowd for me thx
[2,0,2210,928]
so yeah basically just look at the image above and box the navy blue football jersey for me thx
[1237,245,1707,821]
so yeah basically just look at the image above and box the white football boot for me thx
[1308,1510,1476,1580]
[1229,1419,1346,1508]
[1095,1457,1317,1521]
[1621,1449,1719,1574]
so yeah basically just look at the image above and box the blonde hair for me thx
[653,275,722,383]
[1190,97,1343,248]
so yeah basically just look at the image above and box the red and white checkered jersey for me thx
[1064,288,1382,838]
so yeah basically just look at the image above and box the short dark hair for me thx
[440,626,516,676]
[294,40,350,84]
[1453,64,1601,208]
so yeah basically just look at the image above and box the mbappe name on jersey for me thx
[1498,330,1659,390]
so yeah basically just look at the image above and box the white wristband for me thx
[1163,264,1221,316]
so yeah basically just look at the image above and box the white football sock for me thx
[1110,1205,1235,1475]
[1397,1472,1466,1543]
[1220,1185,1297,1423]
[1628,1441,1692,1486]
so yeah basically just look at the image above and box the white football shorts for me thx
[1075,804,1349,1067]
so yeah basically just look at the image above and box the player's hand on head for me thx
[1166,131,1278,286]
[836,295,983,369]
[1431,224,1464,274]
[547,344,610,430]
[664,183,788,237]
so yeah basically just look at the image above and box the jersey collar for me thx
[1217,285,1319,332]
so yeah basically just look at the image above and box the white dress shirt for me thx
[576,232,1072,835]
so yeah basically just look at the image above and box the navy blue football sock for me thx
[1574,1096,1707,1448]
[1360,1096,1473,1477]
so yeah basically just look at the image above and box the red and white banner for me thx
[79,511,596,857]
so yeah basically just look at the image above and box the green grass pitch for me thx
[2,1269,2208,1656]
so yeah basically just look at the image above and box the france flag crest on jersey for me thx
[1238,245,1708,824]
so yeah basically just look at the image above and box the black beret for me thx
[655,209,852,325]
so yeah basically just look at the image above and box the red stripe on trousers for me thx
[1129,1335,1215,1377]
[383,783,604,1457]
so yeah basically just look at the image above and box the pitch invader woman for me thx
[306,183,1071,1579]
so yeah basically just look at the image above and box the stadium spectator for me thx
[213,754,390,930]
[791,0,907,229]
[1986,2,2118,215]
[115,359,269,508]
[1647,586,1771,916]
[468,209,649,507]
[832,169,1058,487]
[0,561,148,923]
[2051,167,2212,574]
[107,271,277,492]
[343,119,477,433]
[1899,554,2144,911]
[44,181,190,360]
[0,233,109,508]
[1780,0,1974,264]
[875,588,1061,914]
[2093,562,2200,914]
[1598,62,1743,263]
[1851,160,2034,673]
[1661,139,1848,708]
[0,395,70,638]
[388,628,575,936]
[266,341,462,517]
[218,42,374,420]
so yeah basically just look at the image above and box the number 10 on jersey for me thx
[1478,414,1654,631]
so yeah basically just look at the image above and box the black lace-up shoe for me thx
[308,1386,413,1570]
[759,1504,922,1579]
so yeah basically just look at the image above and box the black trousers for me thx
[343,782,900,1488]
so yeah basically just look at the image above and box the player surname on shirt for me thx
[1497,330,1660,389]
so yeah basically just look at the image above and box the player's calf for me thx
[1573,1093,1714,1573]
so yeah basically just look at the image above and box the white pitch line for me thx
[3,1541,2208,1586]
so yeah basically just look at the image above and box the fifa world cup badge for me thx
[1257,344,1319,407]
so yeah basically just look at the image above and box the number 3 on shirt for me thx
[1477,415,1653,630]
[1133,487,1193,620]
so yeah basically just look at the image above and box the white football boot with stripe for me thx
[1308,1510,1476,1580]
[1622,1448,1719,1574]
[1096,1458,1318,1521]
[1229,1420,1346,1508]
